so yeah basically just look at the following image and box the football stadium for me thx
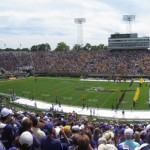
[0,1,150,150]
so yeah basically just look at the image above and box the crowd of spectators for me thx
[0,50,150,75]
[0,106,150,150]
[0,50,150,150]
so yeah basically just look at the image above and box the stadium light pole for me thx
[74,18,86,46]
[148,37,150,50]
[4,43,6,49]
[123,15,135,33]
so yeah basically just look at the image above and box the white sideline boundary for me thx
[13,97,150,120]
[80,78,150,83]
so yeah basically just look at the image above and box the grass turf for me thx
[0,77,149,110]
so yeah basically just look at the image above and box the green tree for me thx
[83,43,92,50]
[72,44,82,51]
[97,44,108,50]
[21,48,30,51]
[31,45,38,51]
[98,44,105,50]
[31,43,51,51]
[4,48,15,51]
[90,44,108,51]
[55,42,70,51]
[91,45,99,51]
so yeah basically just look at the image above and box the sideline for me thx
[14,97,150,121]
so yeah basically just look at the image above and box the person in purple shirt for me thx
[41,122,65,150]
[0,108,15,149]
[8,131,33,150]
[85,130,97,150]
[0,122,6,150]
[117,128,126,144]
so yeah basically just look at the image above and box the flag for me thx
[139,78,144,84]
[134,87,140,102]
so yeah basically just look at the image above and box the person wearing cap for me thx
[19,131,33,150]
[117,128,140,150]
[72,125,80,134]
[16,118,40,150]
[60,125,73,149]
[102,130,114,144]
[102,130,117,150]
[8,131,33,150]
[0,107,15,149]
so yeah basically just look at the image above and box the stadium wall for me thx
[34,72,150,80]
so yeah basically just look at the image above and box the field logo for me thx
[88,87,104,92]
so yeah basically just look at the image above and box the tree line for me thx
[0,42,108,51]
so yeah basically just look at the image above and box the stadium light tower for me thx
[74,18,86,46]
[123,15,135,33]
[148,37,150,50]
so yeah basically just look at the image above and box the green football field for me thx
[0,77,149,110]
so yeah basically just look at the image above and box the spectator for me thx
[60,125,73,149]
[41,122,68,150]
[30,115,45,142]
[75,134,93,150]
[117,128,126,144]
[117,128,140,150]
[0,122,6,150]
[0,107,15,149]
[93,127,101,147]
[8,131,33,150]
[133,131,144,145]
[85,130,97,150]
[102,131,114,144]
[98,143,117,150]
[97,137,107,146]
[16,117,40,150]
[68,133,79,150]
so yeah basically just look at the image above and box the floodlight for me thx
[74,18,86,46]
[123,15,135,33]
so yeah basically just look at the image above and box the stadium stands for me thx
[0,50,150,78]
[0,106,150,150]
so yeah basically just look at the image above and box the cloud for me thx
[0,0,150,49]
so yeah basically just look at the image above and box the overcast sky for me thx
[0,0,150,49]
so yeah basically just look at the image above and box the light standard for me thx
[74,18,86,46]
[148,37,150,50]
